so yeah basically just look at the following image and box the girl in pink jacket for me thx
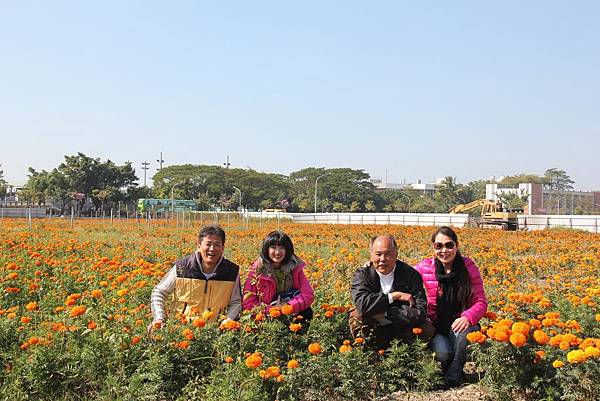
[414,226,487,388]
[242,231,314,326]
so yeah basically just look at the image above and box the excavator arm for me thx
[448,199,497,214]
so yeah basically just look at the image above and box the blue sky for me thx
[1,1,598,189]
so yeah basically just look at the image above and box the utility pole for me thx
[141,161,150,187]
[157,152,164,171]
[223,155,230,169]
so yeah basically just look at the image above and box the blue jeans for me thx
[430,325,479,383]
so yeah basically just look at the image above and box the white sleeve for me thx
[150,266,177,322]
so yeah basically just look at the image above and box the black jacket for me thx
[351,260,427,327]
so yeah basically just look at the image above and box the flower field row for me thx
[0,218,598,400]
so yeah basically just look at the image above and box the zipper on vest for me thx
[204,279,208,293]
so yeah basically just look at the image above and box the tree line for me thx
[1,153,586,214]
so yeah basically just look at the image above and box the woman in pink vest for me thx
[414,226,487,388]
[242,231,314,328]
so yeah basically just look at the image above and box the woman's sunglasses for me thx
[433,241,455,250]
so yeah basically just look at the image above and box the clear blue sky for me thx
[1,1,598,189]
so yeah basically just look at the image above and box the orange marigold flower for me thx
[289,323,302,332]
[182,328,194,340]
[90,289,103,298]
[245,352,263,369]
[510,333,527,347]
[511,322,530,336]
[254,313,265,322]
[87,321,97,330]
[266,366,281,378]
[131,336,141,345]
[466,331,487,344]
[535,350,545,360]
[69,305,87,317]
[20,316,31,324]
[324,310,334,318]
[412,327,423,335]
[224,356,234,363]
[281,304,294,315]
[378,349,385,356]
[269,307,282,318]
[193,318,206,328]
[287,359,299,369]
[308,342,322,355]
[354,337,365,344]
[533,330,550,345]
[25,301,39,311]
[219,319,242,331]
[177,340,190,349]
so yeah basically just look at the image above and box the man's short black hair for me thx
[198,224,226,244]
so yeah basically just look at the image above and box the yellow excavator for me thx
[449,199,519,230]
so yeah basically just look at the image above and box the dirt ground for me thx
[380,383,489,401]
[379,362,491,401]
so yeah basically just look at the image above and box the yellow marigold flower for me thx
[583,346,600,359]
[567,349,587,364]
[287,359,299,369]
[202,310,215,320]
[339,344,352,353]
[25,301,38,311]
[552,360,565,368]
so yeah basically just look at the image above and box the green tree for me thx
[289,167,377,212]
[433,177,471,212]
[496,191,529,211]
[0,165,7,199]
[543,168,575,214]
[500,174,546,186]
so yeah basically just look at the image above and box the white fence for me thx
[246,211,600,232]
[0,208,46,218]
[245,212,469,227]
[519,215,600,233]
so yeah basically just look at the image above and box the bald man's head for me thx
[369,235,398,275]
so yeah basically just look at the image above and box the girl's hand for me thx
[451,317,470,333]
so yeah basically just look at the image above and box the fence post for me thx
[70,206,74,229]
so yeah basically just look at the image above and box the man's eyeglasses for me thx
[433,241,455,250]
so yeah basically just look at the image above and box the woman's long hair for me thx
[431,226,472,311]
[260,231,295,265]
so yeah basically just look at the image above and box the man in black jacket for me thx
[350,235,434,348]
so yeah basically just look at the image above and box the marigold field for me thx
[1,218,599,401]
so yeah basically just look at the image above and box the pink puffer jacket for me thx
[242,258,314,314]
[414,256,487,325]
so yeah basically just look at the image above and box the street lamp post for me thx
[314,173,329,213]
[233,186,243,211]
[398,191,412,213]
[171,182,181,214]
